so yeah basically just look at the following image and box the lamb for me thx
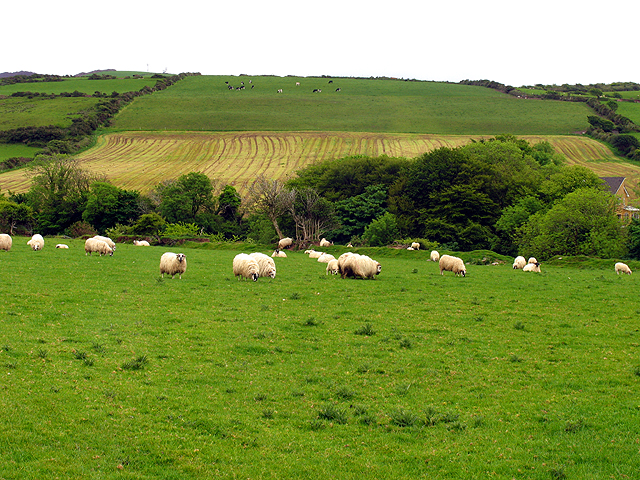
[278,237,293,250]
[233,253,259,281]
[513,256,526,269]
[523,262,541,273]
[439,255,466,277]
[528,257,538,265]
[249,252,277,278]
[159,252,187,279]
[84,238,113,256]
[133,240,150,246]
[92,235,116,251]
[0,234,12,251]
[27,234,44,251]
[411,242,420,250]
[430,250,440,262]
[326,259,339,275]
[615,262,632,275]
[317,253,336,263]
[272,249,287,258]
[55,244,69,249]
[320,238,333,247]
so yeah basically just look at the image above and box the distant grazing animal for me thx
[27,234,44,251]
[233,253,259,281]
[295,82,300,86]
[615,262,632,275]
[335,88,341,92]
[0,233,12,251]
[430,250,440,262]
[522,262,541,273]
[249,252,277,278]
[133,240,150,246]
[313,89,321,93]
[319,238,333,247]
[277,89,283,93]
[278,237,293,250]
[55,244,69,249]
[513,256,526,269]
[84,238,113,256]
[340,253,381,280]
[160,252,187,279]
[527,257,538,265]
[272,249,287,258]
[439,255,466,277]
[410,242,420,250]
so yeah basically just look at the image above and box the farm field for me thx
[111,75,591,135]
[0,96,99,131]
[0,76,159,96]
[0,132,635,195]
[0,240,639,479]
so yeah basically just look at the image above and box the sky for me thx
[4,0,638,87]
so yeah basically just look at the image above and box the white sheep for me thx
[522,262,541,273]
[513,256,526,269]
[84,238,113,256]
[430,250,440,262]
[320,238,333,247]
[278,237,293,250]
[411,242,420,250]
[27,234,44,251]
[0,234,12,251]
[160,252,187,279]
[340,253,381,279]
[317,253,336,263]
[133,240,150,246]
[527,257,538,265]
[55,244,69,249]
[615,262,632,275]
[439,255,466,277]
[249,252,277,278]
[272,249,287,258]
[326,259,339,275]
[308,250,323,259]
[406,247,414,251]
[233,253,259,281]
[92,235,116,251]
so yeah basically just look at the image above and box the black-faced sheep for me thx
[340,253,381,280]
[278,237,293,250]
[615,262,632,275]
[85,238,113,256]
[272,249,287,258]
[233,253,259,281]
[522,262,541,273]
[27,234,44,251]
[513,256,526,269]
[160,252,187,279]
[249,252,277,278]
[439,255,466,277]
[0,233,12,251]
[430,250,440,262]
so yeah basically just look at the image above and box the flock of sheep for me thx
[0,234,633,279]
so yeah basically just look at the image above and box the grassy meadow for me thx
[0,96,99,131]
[1,239,639,479]
[0,76,159,97]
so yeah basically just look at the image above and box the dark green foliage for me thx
[362,212,398,247]
[82,182,140,233]
[627,219,640,260]
[333,185,388,242]
[132,212,166,236]
[157,172,214,223]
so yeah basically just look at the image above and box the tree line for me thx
[2,135,638,260]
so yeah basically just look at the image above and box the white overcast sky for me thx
[4,0,638,87]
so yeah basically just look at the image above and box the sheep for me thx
[133,240,150,246]
[55,244,69,249]
[249,252,277,278]
[317,253,336,263]
[411,242,420,250]
[278,237,293,250]
[272,249,287,258]
[295,82,300,86]
[523,262,541,273]
[277,89,283,93]
[27,234,44,251]
[92,235,116,251]
[319,238,333,247]
[326,259,339,275]
[308,250,323,259]
[84,238,113,256]
[159,252,187,279]
[233,253,259,281]
[0,234,12,251]
[340,253,381,280]
[406,247,414,251]
[513,256,526,269]
[439,254,466,277]
[615,262,632,275]
[527,257,538,265]
[430,250,440,262]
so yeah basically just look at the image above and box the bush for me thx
[362,213,399,246]
[66,221,97,238]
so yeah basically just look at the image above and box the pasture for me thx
[0,96,99,131]
[0,76,158,96]
[1,239,639,479]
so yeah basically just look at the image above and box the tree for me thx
[333,184,388,242]
[627,218,640,260]
[0,200,34,235]
[83,182,140,233]
[156,172,215,224]
[218,185,242,221]
[247,175,292,239]
[132,213,166,237]
[286,187,336,243]
[362,212,398,246]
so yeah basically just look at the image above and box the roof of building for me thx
[600,177,625,194]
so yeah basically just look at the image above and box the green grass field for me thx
[0,77,158,96]
[112,76,591,135]
[0,96,99,131]
[1,239,639,479]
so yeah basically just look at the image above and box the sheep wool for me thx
[411,242,420,250]
[55,244,69,249]
[513,256,526,269]
[430,250,440,262]
[92,235,116,252]
[0,233,12,251]
[133,240,150,246]
[85,238,113,256]
[340,253,381,280]
[233,253,260,281]
[27,234,44,251]
[615,262,632,275]
[317,253,336,263]
[439,255,466,277]
[523,262,541,273]
[528,257,538,264]
[308,250,323,259]
[160,252,187,279]
[249,252,277,278]
[278,237,293,250]
[272,249,287,258]
[320,238,333,247]
[326,259,339,275]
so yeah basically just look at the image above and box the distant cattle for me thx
[277,89,283,93]
[313,89,322,93]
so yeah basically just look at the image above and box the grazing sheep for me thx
[320,238,333,247]
[317,253,336,263]
[0,234,12,251]
[249,252,277,278]
[523,262,541,273]
[308,250,323,259]
[233,253,259,281]
[406,247,414,250]
[278,237,293,250]
[513,256,526,269]
[92,235,116,251]
[411,242,420,250]
[84,238,113,256]
[133,240,150,246]
[27,234,44,251]
[326,259,339,275]
[340,254,381,279]
[159,252,187,279]
[55,244,69,249]
[527,257,538,265]
[277,89,283,93]
[439,255,466,277]
[430,250,440,262]
[615,262,632,275]
[272,249,287,258]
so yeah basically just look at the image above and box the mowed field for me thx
[0,131,636,195]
